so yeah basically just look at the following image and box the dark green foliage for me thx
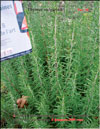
[1,1,99,128]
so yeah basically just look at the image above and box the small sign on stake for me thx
[1,1,32,61]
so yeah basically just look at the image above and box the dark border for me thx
[0,49,32,62]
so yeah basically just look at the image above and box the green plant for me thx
[1,1,99,128]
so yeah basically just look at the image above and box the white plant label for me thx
[1,1,32,61]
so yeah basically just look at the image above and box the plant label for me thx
[1,1,32,61]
